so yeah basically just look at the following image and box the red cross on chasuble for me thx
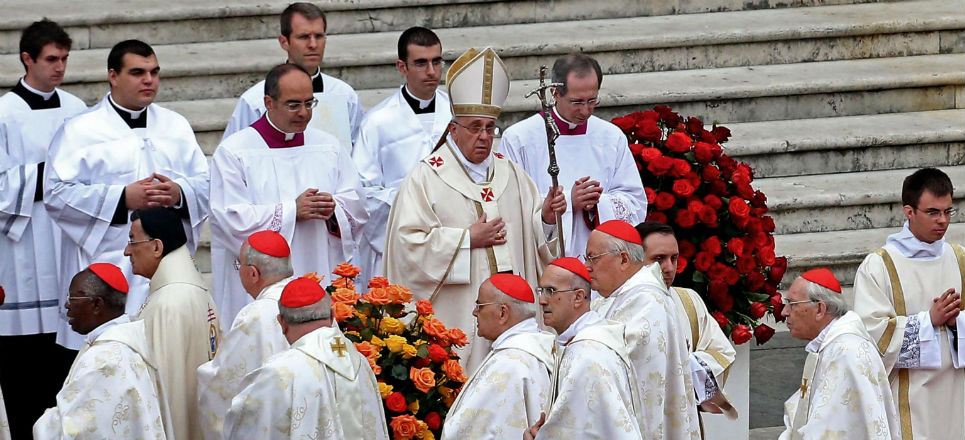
[480,187,494,202]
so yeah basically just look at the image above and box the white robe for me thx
[852,240,965,440]
[222,73,363,151]
[33,318,169,440]
[780,311,900,440]
[596,263,702,440]
[210,124,367,327]
[44,95,209,348]
[499,113,647,258]
[671,286,737,409]
[0,377,10,440]
[0,88,86,335]
[135,246,222,440]
[383,141,559,373]
[442,318,555,440]
[223,325,389,440]
[197,278,290,440]
[351,87,451,285]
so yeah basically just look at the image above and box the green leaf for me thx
[360,327,374,341]
[417,344,429,358]
[391,364,408,381]
[692,271,707,283]
[746,292,771,303]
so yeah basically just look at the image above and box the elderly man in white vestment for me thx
[442,273,554,440]
[210,62,367,328]
[587,220,701,439]
[384,47,565,374]
[127,207,222,440]
[44,39,209,349]
[352,26,451,285]
[34,264,169,439]
[500,53,646,259]
[780,268,899,440]
[198,230,293,440]
[224,277,388,439]
[636,221,737,420]
[526,257,642,439]
[851,167,965,440]
[222,2,363,150]
[0,19,87,439]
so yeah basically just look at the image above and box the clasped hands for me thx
[469,186,566,249]
[125,173,182,209]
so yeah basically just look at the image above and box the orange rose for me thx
[446,328,468,346]
[390,415,420,440]
[415,300,434,316]
[302,272,324,283]
[332,277,355,290]
[332,302,355,322]
[331,287,360,304]
[409,366,436,393]
[437,386,456,407]
[368,277,389,288]
[385,285,413,304]
[332,263,362,278]
[422,318,449,342]
[364,287,392,305]
[443,359,467,382]
[367,356,382,375]
[354,341,379,359]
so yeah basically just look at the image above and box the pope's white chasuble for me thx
[442,318,555,440]
[351,87,451,285]
[224,325,389,440]
[44,95,209,348]
[499,112,647,258]
[780,311,900,440]
[384,142,559,373]
[198,278,290,440]
[0,86,86,335]
[210,119,367,327]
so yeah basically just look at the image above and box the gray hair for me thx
[805,281,848,317]
[279,296,332,324]
[244,244,294,279]
[505,297,536,320]
[605,234,647,263]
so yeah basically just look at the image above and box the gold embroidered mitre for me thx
[446,47,510,119]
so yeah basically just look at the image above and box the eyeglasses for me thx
[473,301,504,312]
[536,286,582,298]
[408,59,445,71]
[912,207,958,219]
[127,238,154,246]
[453,121,500,136]
[282,99,319,112]
[578,250,618,265]
[66,296,95,305]
[233,258,254,271]
[565,97,601,107]
[781,298,817,308]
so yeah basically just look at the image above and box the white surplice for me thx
[351,86,451,285]
[223,325,388,440]
[499,112,647,258]
[44,95,209,349]
[442,318,555,440]
[197,277,290,440]
[0,86,86,335]
[33,317,170,440]
[210,123,367,327]
[135,246,222,440]
[779,311,900,440]
[671,286,736,408]
[221,73,363,150]
[596,263,702,440]
[383,140,559,373]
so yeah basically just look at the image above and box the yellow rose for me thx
[380,317,406,335]
[408,400,419,413]
[385,335,407,353]
[378,382,393,399]
[344,331,360,338]
[417,429,435,440]
[437,386,456,407]
[402,344,418,359]
[416,421,430,438]
[370,336,385,347]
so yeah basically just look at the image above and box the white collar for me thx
[556,310,603,345]
[404,84,434,109]
[20,77,55,100]
[311,66,322,80]
[552,106,578,130]
[108,93,147,118]
[885,221,946,260]
[255,276,294,301]
[492,317,539,349]
[448,134,493,184]
[265,111,298,141]
[85,314,131,345]
[805,317,839,353]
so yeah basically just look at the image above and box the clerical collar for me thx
[311,67,324,93]
[85,314,131,345]
[448,134,492,184]
[557,310,603,345]
[805,316,839,353]
[12,78,60,110]
[401,85,435,114]
[108,94,147,129]
[547,106,588,136]
[885,221,946,260]
[492,317,539,349]
[252,113,304,148]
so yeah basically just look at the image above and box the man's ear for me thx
[903,204,915,222]
[152,239,164,259]
[396,59,407,76]
[278,35,290,52]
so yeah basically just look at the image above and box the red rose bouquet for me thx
[612,105,786,344]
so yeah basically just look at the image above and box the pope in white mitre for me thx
[224,276,388,440]
[442,273,555,440]
[780,269,899,440]
[384,47,565,374]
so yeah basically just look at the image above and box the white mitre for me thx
[446,47,510,119]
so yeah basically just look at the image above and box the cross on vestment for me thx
[331,336,348,357]
[799,378,808,398]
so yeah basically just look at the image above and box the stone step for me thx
[725,110,965,178]
[0,0,892,54]
[3,1,960,101]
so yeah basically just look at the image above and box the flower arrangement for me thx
[321,263,468,440]
[611,105,787,345]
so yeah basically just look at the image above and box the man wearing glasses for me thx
[385,47,565,374]
[779,268,898,440]
[852,167,965,440]
[210,63,366,328]
[501,53,647,259]
[352,27,452,287]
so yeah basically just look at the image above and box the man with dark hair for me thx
[0,18,87,438]
[127,207,222,440]
[211,63,365,327]
[852,167,964,440]
[352,26,451,285]
[223,2,362,150]
[501,53,647,260]
[44,38,209,351]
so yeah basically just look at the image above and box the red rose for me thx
[647,156,674,176]
[754,324,776,345]
[728,197,751,219]
[709,262,730,280]
[665,132,692,153]
[769,257,788,284]
[745,218,763,234]
[687,172,701,189]
[710,180,728,196]
[655,105,680,127]
[717,155,737,174]
[414,357,431,368]
[699,129,718,144]
[750,302,767,319]
[750,232,769,248]
[0,285,4,306]
[736,182,755,200]
[672,179,696,197]
[670,159,691,178]
[757,248,777,267]
[425,412,442,430]
[710,142,723,159]
[712,125,732,143]
[693,142,714,163]
[654,192,676,211]
[641,110,660,121]
[628,143,644,156]
[427,343,448,363]
[639,147,663,162]
[731,324,752,344]
[762,216,776,233]
[645,187,656,205]
[701,236,722,256]
[765,282,778,296]
[612,115,636,132]
[709,280,733,312]
[726,238,744,257]
[700,165,721,182]
[685,116,704,134]
[733,164,753,185]
[771,294,786,322]
[678,240,697,259]
[702,194,722,210]
[687,199,705,213]
[747,271,766,291]
[698,206,718,227]
[736,255,757,275]
[635,118,663,143]
[385,392,407,413]
[676,257,688,274]
[676,209,697,229]
[712,311,729,329]
[752,190,768,208]
[647,211,668,223]
[723,267,741,286]
[694,252,715,272]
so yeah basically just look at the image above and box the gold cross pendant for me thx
[331,336,348,357]
[799,378,808,398]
